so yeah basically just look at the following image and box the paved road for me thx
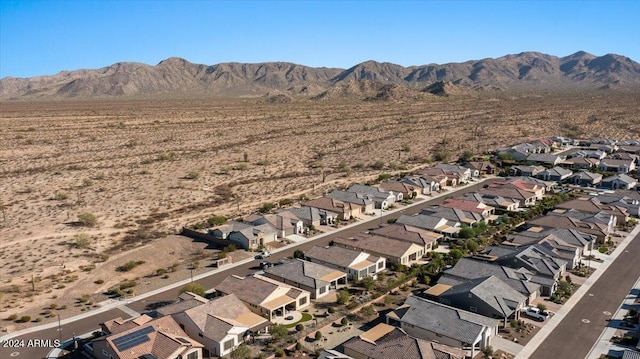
[529,231,640,359]
[0,179,493,359]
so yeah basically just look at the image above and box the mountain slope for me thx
[1,51,639,99]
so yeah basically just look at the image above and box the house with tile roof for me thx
[424,275,527,326]
[526,153,565,166]
[170,293,268,358]
[377,181,419,199]
[562,156,601,170]
[92,315,203,359]
[439,257,543,301]
[462,161,496,175]
[243,213,304,238]
[595,190,640,216]
[462,192,521,212]
[536,166,573,182]
[419,167,458,187]
[333,234,425,266]
[555,198,629,224]
[208,221,277,250]
[280,206,338,227]
[599,158,636,173]
[478,184,538,207]
[371,223,442,253]
[304,245,386,281]
[567,171,603,187]
[262,259,347,299]
[343,323,466,359]
[435,164,474,181]
[398,175,440,194]
[600,174,638,190]
[155,292,210,317]
[347,184,399,208]
[527,215,610,242]
[511,227,594,254]
[509,165,545,177]
[420,206,488,226]
[214,274,310,321]
[326,190,376,213]
[386,295,498,358]
[303,197,363,221]
[396,213,461,237]
[483,244,567,282]
[442,198,496,218]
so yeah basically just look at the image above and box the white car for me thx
[521,307,549,322]
[255,251,271,259]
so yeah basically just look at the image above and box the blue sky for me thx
[1,0,639,78]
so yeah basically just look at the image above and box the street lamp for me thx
[57,312,62,344]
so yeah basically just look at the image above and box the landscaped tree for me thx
[230,343,251,359]
[314,331,323,341]
[458,226,476,239]
[270,324,288,342]
[536,303,547,314]
[360,277,375,291]
[293,249,305,259]
[336,290,350,304]
[179,282,206,297]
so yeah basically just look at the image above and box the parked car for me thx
[255,251,271,259]
[260,261,274,269]
[521,307,549,322]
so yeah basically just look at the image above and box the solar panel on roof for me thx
[113,326,155,351]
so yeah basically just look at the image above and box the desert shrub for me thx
[341,317,349,326]
[6,314,17,321]
[94,279,104,284]
[295,324,304,332]
[328,306,336,314]
[315,331,323,340]
[77,212,98,227]
[155,268,166,276]
[119,281,136,290]
[336,290,350,305]
[75,233,92,248]
[117,260,145,272]
[19,316,31,323]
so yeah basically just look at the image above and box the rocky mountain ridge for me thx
[1,51,639,100]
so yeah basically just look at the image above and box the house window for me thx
[299,297,307,306]
[377,262,383,270]
[319,287,326,294]
[187,352,198,359]
[223,339,234,351]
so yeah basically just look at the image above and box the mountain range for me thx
[1,51,639,100]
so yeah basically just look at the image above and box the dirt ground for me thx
[1,92,639,332]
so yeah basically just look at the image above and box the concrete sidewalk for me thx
[514,224,640,359]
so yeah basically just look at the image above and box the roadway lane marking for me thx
[10,352,19,357]
[589,293,594,296]
[603,311,611,316]
[582,319,591,323]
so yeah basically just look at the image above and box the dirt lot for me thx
[1,92,639,331]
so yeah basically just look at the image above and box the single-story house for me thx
[244,213,303,238]
[326,190,375,214]
[528,215,610,242]
[509,165,545,177]
[424,275,527,326]
[598,158,636,173]
[262,259,347,299]
[435,164,474,181]
[171,294,269,358]
[399,176,440,194]
[386,295,498,358]
[304,245,386,281]
[343,323,466,359]
[214,274,311,321]
[536,166,573,182]
[463,161,496,175]
[377,181,417,200]
[396,213,461,237]
[440,257,543,302]
[371,223,442,253]
[302,197,362,221]
[462,192,520,212]
[333,235,425,266]
[92,315,203,359]
[347,184,399,208]
[567,171,603,187]
[526,153,565,166]
[600,174,638,190]
[210,221,278,250]
[281,206,337,227]
[483,244,567,282]
[442,198,496,218]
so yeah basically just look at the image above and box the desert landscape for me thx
[1,90,639,332]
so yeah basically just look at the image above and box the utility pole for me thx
[57,312,62,343]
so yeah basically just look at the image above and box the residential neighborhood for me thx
[10,136,640,359]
